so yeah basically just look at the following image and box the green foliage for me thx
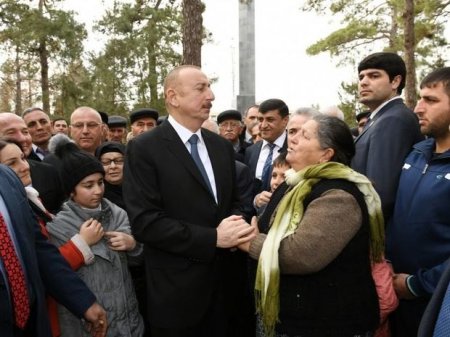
[302,0,450,111]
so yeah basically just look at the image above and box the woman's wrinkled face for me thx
[100,152,124,185]
[286,120,329,171]
[0,143,32,186]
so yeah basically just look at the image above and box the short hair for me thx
[420,67,450,98]
[358,52,406,94]
[321,105,344,121]
[52,116,67,123]
[259,98,289,118]
[312,114,355,166]
[22,107,45,118]
[292,107,320,118]
[244,104,260,117]
[273,151,290,168]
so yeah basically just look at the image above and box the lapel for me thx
[249,141,263,172]
[202,129,224,205]
[0,167,34,272]
[354,99,403,143]
[161,122,217,201]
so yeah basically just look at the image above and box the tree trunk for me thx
[15,46,22,114]
[39,39,50,112]
[182,0,204,66]
[404,0,416,109]
[38,0,50,112]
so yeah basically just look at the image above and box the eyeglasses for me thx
[219,122,241,129]
[71,122,102,130]
[100,158,125,166]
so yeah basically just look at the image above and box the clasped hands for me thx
[216,215,259,252]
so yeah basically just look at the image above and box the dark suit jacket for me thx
[418,259,450,337]
[123,121,242,329]
[351,99,422,221]
[0,165,95,337]
[27,149,42,162]
[28,159,65,213]
[244,136,288,194]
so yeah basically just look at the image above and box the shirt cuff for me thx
[71,234,95,265]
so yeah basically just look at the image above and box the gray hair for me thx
[292,107,320,118]
[312,114,355,166]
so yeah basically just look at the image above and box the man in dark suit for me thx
[22,107,53,161]
[0,164,107,337]
[123,65,255,337]
[0,113,65,213]
[244,98,289,193]
[217,109,249,163]
[351,52,422,222]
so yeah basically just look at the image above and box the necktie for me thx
[35,147,49,157]
[433,282,450,336]
[188,134,214,196]
[0,213,30,329]
[261,143,276,191]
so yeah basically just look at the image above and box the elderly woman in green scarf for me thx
[239,115,384,337]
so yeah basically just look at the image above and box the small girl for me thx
[46,136,144,337]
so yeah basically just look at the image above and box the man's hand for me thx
[83,302,107,337]
[237,216,259,252]
[216,215,256,248]
[393,273,416,299]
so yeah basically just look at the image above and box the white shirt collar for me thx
[167,115,205,145]
[369,96,402,119]
[262,132,286,149]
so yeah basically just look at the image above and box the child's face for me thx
[72,172,105,209]
[270,164,290,192]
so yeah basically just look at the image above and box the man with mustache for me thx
[123,65,255,337]
[244,98,289,193]
[388,67,450,337]
[217,109,249,162]
[351,52,422,223]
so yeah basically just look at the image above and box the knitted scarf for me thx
[255,162,385,337]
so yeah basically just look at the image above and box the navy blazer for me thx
[351,99,422,221]
[0,165,95,337]
[244,136,288,193]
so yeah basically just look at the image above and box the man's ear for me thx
[166,88,179,108]
[391,75,402,91]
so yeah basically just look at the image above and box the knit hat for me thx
[95,141,126,159]
[52,134,105,194]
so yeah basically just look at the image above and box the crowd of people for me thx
[0,51,450,337]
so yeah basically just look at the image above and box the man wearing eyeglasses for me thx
[217,109,249,163]
[70,107,104,155]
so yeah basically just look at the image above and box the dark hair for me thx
[313,115,355,166]
[244,104,260,117]
[358,52,406,94]
[420,67,450,98]
[273,151,290,168]
[52,116,67,123]
[259,99,289,118]
[22,107,45,118]
[0,139,23,152]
